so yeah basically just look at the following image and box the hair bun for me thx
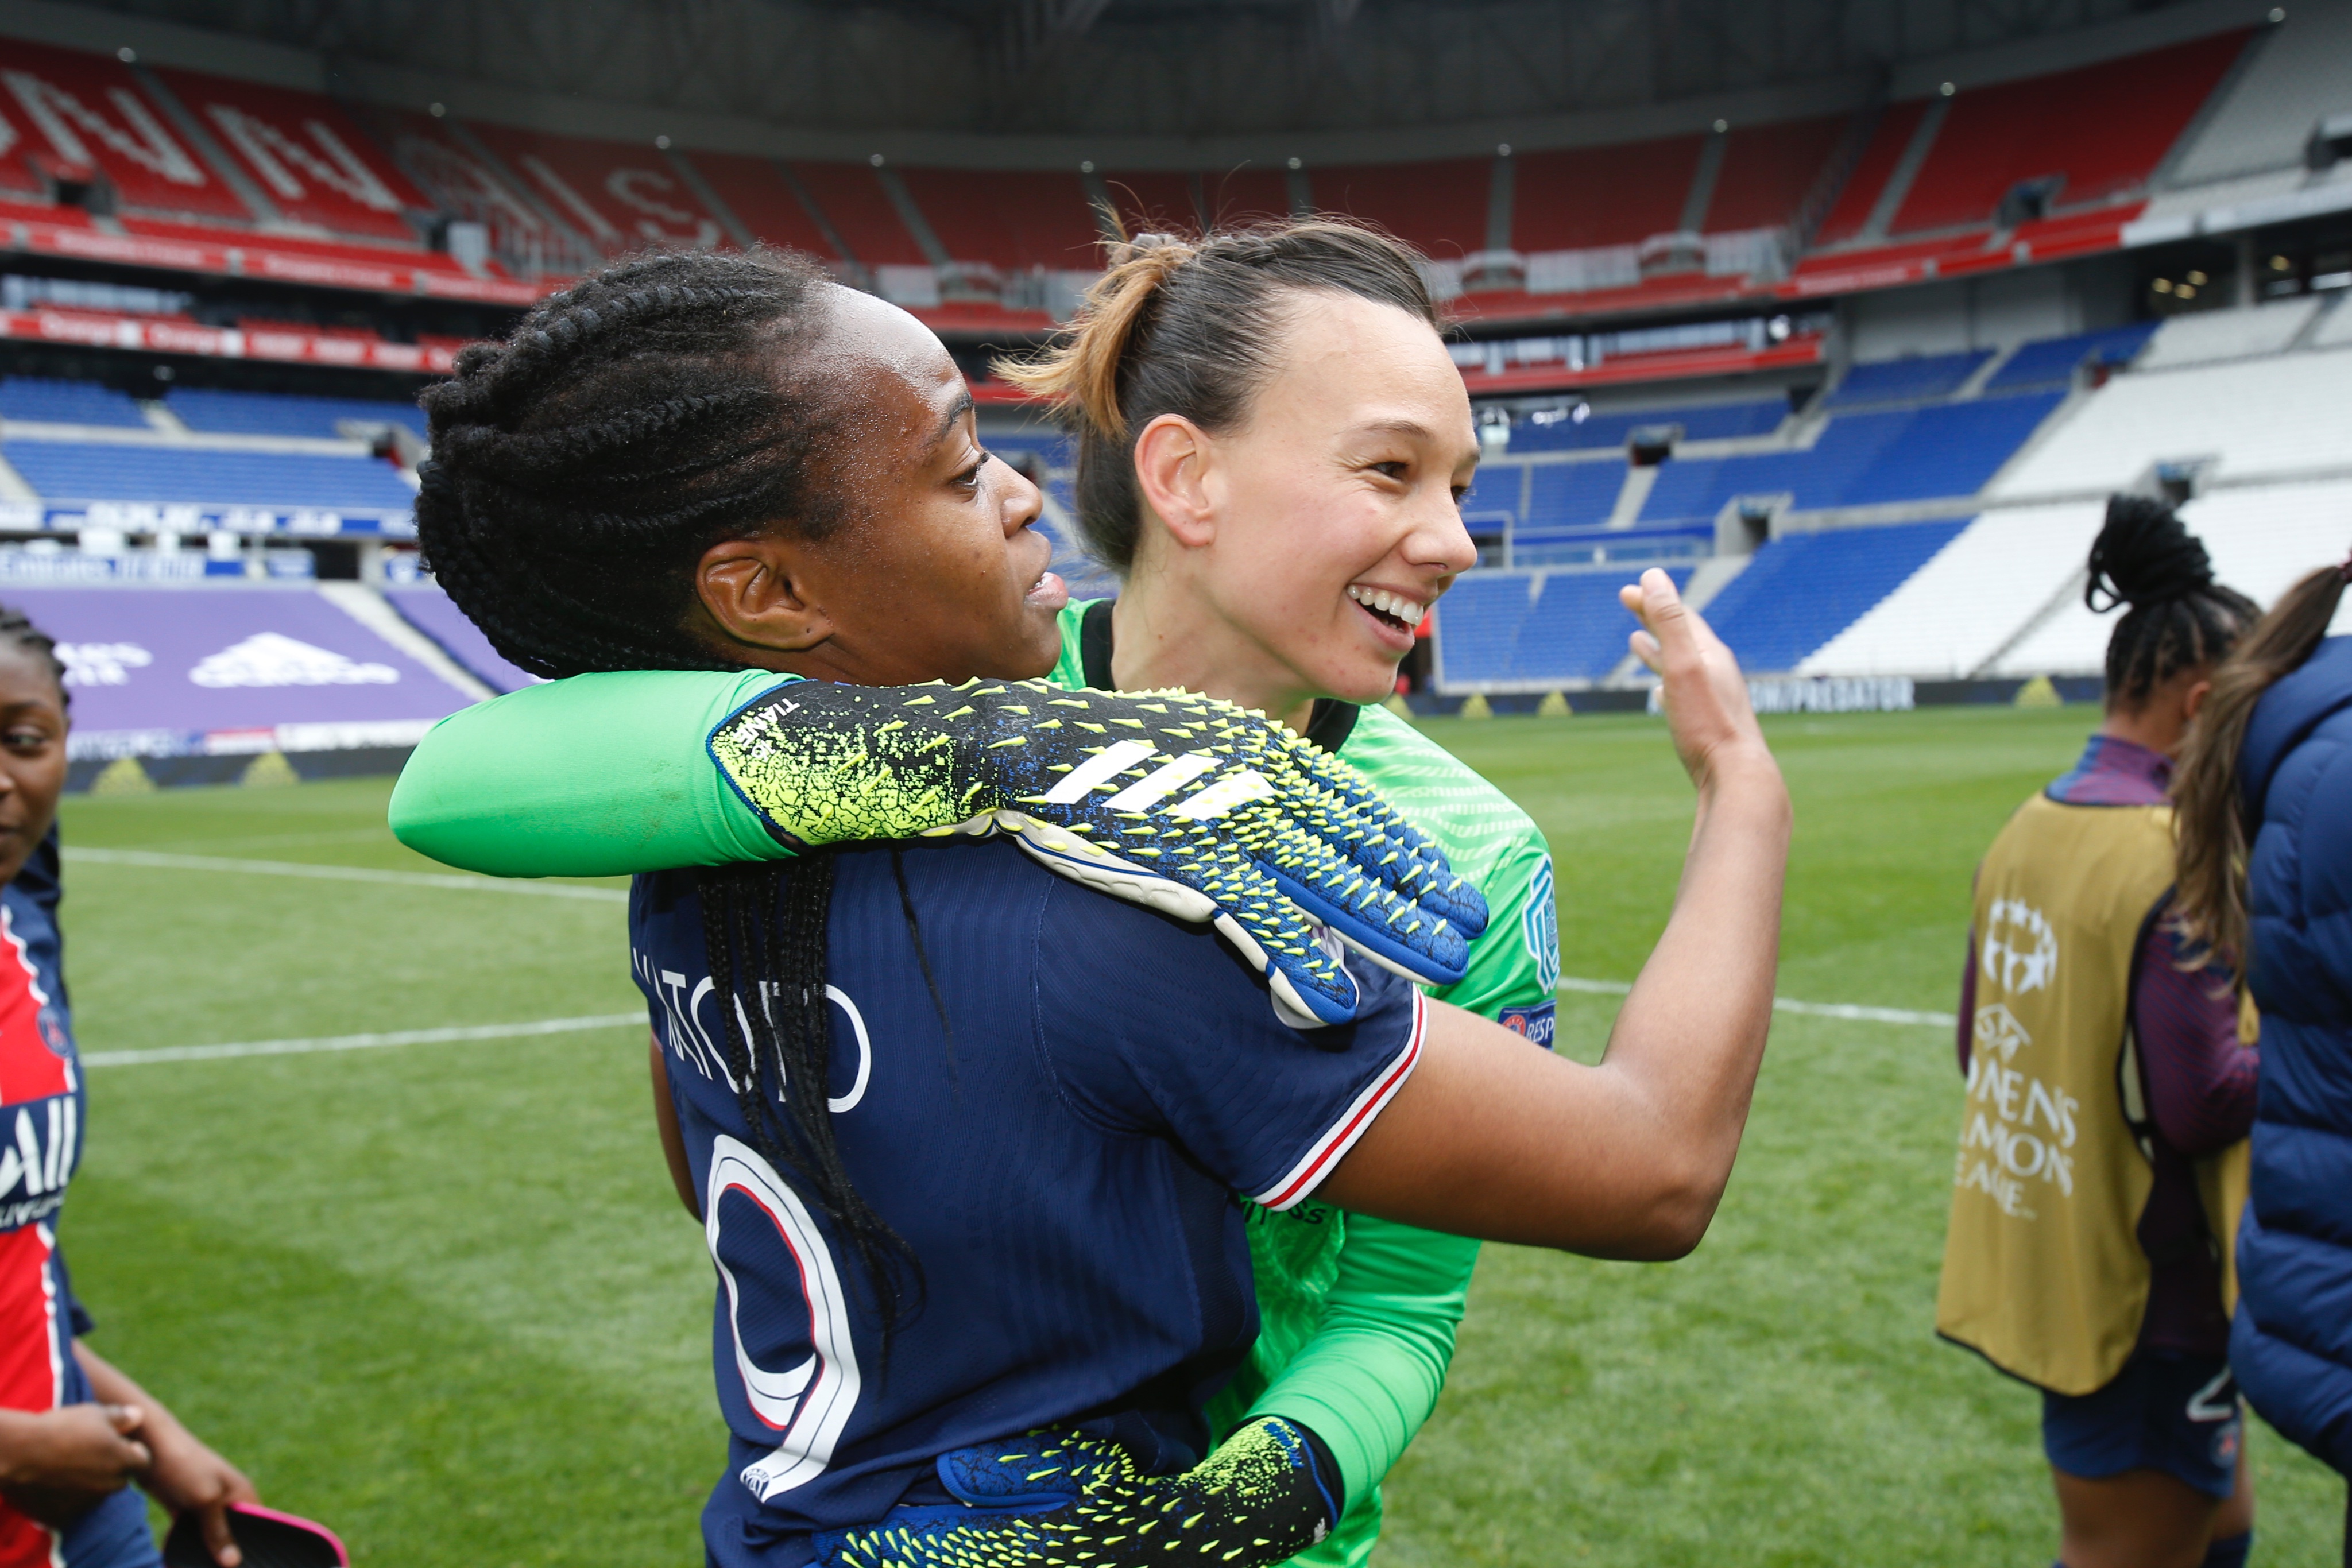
[2085,494,2215,614]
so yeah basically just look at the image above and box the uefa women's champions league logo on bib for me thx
[1523,857,1559,993]
[1980,897,2057,994]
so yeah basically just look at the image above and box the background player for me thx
[1937,501,2260,1568]
[393,243,1789,1566]
[0,606,257,1568]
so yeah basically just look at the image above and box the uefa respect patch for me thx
[1496,1000,1556,1050]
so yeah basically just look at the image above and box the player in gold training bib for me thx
[1939,499,2260,1568]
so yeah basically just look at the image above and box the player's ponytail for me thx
[2083,494,2258,713]
[2171,553,2351,971]
[997,218,1440,573]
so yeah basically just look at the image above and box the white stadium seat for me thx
[2136,299,2322,370]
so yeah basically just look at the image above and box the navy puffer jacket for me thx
[2230,633,2352,1474]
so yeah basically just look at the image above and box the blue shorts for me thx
[2042,1350,2243,1500]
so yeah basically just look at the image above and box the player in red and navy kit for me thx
[0,609,256,1568]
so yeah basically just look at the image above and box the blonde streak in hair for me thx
[995,243,1192,440]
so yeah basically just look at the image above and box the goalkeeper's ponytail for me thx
[997,219,1441,574]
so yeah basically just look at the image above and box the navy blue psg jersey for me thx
[629,838,1425,1567]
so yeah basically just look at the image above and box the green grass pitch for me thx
[53,706,2344,1565]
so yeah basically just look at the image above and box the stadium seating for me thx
[1702,519,1970,672]
[1992,344,2352,496]
[168,388,427,441]
[2314,302,2352,351]
[1431,572,1537,684]
[462,124,727,253]
[1891,36,2249,234]
[1797,501,2105,677]
[1522,463,1624,531]
[384,583,536,692]
[2167,5,2352,185]
[790,162,930,266]
[1098,171,1200,235]
[1200,167,1293,225]
[0,38,252,219]
[1704,116,1848,233]
[893,167,1102,273]
[1505,398,1786,453]
[1839,393,2064,505]
[1822,350,1991,408]
[0,377,149,428]
[2,443,417,510]
[150,67,426,241]
[682,152,841,257]
[1811,101,1929,247]
[1510,570,1688,681]
[1992,479,2352,673]
[1512,137,1705,251]
[2137,297,2321,369]
[1980,323,2158,392]
[1312,160,1491,260]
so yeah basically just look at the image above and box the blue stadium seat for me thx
[167,388,429,440]
[1821,351,1992,409]
[1981,322,2160,393]
[2,442,419,510]
[1702,519,1969,671]
[1523,463,1623,530]
[1508,567,1690,682]
[0,378,149,429]
[1504,398,1786,453]
[1432,574,1536,684]
[1839,392,2062,505]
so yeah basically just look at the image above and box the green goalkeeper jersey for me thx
[1051,601,1558,1568]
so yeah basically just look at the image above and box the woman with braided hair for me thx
[1937,497,2264,1568]
[389,235,1789,1568]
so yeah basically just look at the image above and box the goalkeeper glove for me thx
[708,678,1488,1027]
[811,1416,1339,1568]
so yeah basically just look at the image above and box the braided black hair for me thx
[415,246,853,680]
[419,246,920,1352]
[0,603,68,709]
[2086,495,2258,712]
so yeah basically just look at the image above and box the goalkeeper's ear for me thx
[692,536,838,663]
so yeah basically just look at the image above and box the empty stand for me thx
[1840,393,2062,505]
[0,376,148,427]
[1798,501,2105,676]
[363,108,589,274]
[1312,160,1490,259]
[1198,167,1291,225]
[679,152,839,257]
[1512,137,1704,251]
[1703,520,1970,671]
[1432,573,1535,685]
[1823,350,1990,408]
[1521,463,1624,531]
[1982,323,2158,392]
[1100,171,1199,235]
[3,442,416,510]
[1993,479,2352,673]
[790,162,929,266]
[1509,568,1690,682]
[168,388,425,440]
[1811,101,1928,247]
[1506,398,1785,454]
[150,67,425,241]
[0,38,251,219]
[2170,6,2352,185]
[2138,298,2320,369]
[465,123,726,253]
[1703,115,1847,234]
[2312,301,2352,352]
[1993,346,2352,497]
[893,167,1102,272]
[1891,34,2249,234]
[384,583,535,692]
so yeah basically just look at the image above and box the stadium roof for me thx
[37,0,2270,152]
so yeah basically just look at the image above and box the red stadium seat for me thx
[1512,136,1705,251]
[0,38,251,219]
[1199,166,1292,227]
[676,152,840,258]
[0,195,91,229]
[1892,33,2250,233]
[1704,115,1848,233]
[463,123,728,254]
[892,167,1102,272]
[149,68,426,242]
[1098,172,1198,237]
[1310,160,1490,259]
[1811,100,1927,247]
[788,162,929,267]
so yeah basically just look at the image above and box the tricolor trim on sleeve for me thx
[1252,990,1427,1211]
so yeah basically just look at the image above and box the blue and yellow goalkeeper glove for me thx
[709,678,1487,1027]
[812,1417,1339,1568]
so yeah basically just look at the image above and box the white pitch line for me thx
[1558,975,1953,1029]
[63,847,627,903]
[82,1013,645,1068]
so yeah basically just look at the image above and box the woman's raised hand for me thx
[1619,567,1770,795]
